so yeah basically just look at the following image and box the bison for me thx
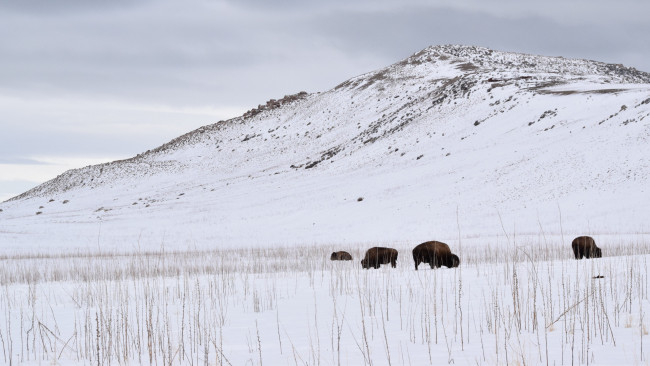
[572,236,602,259]
[412,241,460,270]
[361,247,398,269]
[330,251,353,261]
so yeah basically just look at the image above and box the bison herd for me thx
[331,236,602,269]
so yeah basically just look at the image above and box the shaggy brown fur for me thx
[361,247,398,269]
[572,236,602,259]
[330,251,353,261]
[412,241,460,270]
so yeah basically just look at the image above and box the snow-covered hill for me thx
[2,45,650,252]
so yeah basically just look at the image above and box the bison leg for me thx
[414,259,420,270]
[572,244,581,260]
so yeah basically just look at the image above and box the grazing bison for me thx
[361,247,398,269]
[412,241,460,270]
[572,236,602,259]
[330,251,353,261]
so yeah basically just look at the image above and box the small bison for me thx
[361,247,398,269]
[572,236,602,259]
[330,251,353,261]
[412,241,460,270]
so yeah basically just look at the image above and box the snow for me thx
[3,49,649,251]
[1,242,650,365]
[1,45,650,364]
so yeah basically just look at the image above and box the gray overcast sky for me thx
[1,0,649,200]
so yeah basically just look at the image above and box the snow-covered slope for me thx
[2,45,650,252]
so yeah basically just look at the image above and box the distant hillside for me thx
[2,45,650,252]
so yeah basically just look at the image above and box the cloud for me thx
[224,0,650,26]
[0,95,245,159]
[302,5,650,71]
[0,0,145,15]
[0,157,52,165]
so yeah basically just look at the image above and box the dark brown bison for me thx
[572,236,602,259]
[361,247,398,269]
[412,241,460,270]
[330,251,353,261]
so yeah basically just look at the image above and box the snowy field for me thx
[2,45,650,365]
[2,234,650,365]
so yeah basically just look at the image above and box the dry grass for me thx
[0,236,649,365]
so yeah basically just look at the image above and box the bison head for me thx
[330,252,338,260]
[593,247,602,258]
[450,254,460,268]
[360,258,369,269]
